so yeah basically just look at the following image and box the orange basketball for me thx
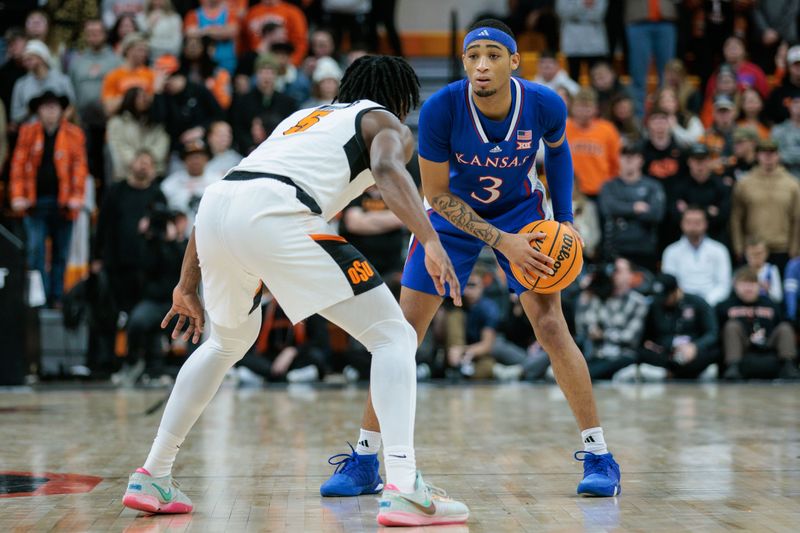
[509,220,584,294]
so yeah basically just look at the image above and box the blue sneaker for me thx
[320,443,384,497]
[574,451,621,497]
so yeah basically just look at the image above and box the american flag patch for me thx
[517,130,532,140]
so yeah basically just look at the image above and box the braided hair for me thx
[336,55,420,118]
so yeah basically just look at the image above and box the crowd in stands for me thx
[1,0,800,386]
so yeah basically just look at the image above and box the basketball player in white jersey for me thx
[121,56,470,526]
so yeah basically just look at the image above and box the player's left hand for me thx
[161,285,205,344]
[423,238,462,306]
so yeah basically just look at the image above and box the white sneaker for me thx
[123,468,192,514]
[377,471,469,526]
[612,364,639,383]
[638,363,667,382]
[286,365,319,383]
[416,363,431,381]
[236,366,264,386]
[492,363,523,382]
[343,365,360,383]
[698,363,718,381]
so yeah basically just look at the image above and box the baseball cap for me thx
[788,45,800,64]
[180,139,210,159]
[757,138,779,152]
[653,273,679,296]
[621,141,644,155]
[713,94,736,110]
[733,127,759,143]
[686,143,710,158]
[255,53,280,71]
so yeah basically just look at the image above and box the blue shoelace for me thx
[574,451,615,477]
[327,443,364,476]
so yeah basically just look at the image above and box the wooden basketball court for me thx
[2,382,799,531]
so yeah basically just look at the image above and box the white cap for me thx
[24,39,52,66]
[313,56,343,83]
[788,45,800,64]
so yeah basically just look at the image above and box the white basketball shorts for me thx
[194,178,382,327]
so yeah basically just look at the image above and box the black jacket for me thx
[599,175,666,257]
[644,293,718,354]
[152,80,223,151]
[716,294,784,348]
[230,87,298,155]
[765,78,800,125]
[94,181,166,269]
[671,172,732,241]
[141,238,185,303]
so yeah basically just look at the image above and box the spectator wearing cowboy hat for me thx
[160,139,219,236]
[9,91,88,307]
[9,39,75,125]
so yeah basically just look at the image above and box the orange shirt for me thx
[101,65,155,103]
[566,117,621,196]
[206,68,232,109]
[244,1,308,66]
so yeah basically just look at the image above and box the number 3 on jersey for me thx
[470,175,503,204]
[283,109,333,135]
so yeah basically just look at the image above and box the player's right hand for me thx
[498,231,555,279]
[161,285,205,344]
[423,239,462,306]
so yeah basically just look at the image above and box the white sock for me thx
[143,429,183,478]
[356,429,382,455]
[383,446,416,493]
[581,427,608,455]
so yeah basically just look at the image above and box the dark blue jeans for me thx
[626,21,677,116]
[24,197,73,305]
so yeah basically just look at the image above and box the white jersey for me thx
[230,100,386,220]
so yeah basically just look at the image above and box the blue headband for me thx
[463,27,517,54]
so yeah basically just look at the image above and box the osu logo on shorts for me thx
[347,260,374,284]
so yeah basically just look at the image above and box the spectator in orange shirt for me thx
[244,0,308,66]
[565,88,621,198]
[184,0,240,74]
[10,91,88,307]
[101,32,155,116]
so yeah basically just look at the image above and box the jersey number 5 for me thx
[283,109,333,135]
[470,176,503,204]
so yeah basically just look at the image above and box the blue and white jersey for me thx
[417,77,569,220]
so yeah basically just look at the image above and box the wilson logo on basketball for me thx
[552,233,574,274]
[347,260,374,284]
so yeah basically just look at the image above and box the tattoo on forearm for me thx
[431,193,502,247]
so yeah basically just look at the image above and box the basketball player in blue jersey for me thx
[322,19,622,499]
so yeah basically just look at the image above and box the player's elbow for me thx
[371,160,405,187]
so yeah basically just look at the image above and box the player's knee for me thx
[359,318,417,357]
[209,314,261,361]
[532,314,566,347]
